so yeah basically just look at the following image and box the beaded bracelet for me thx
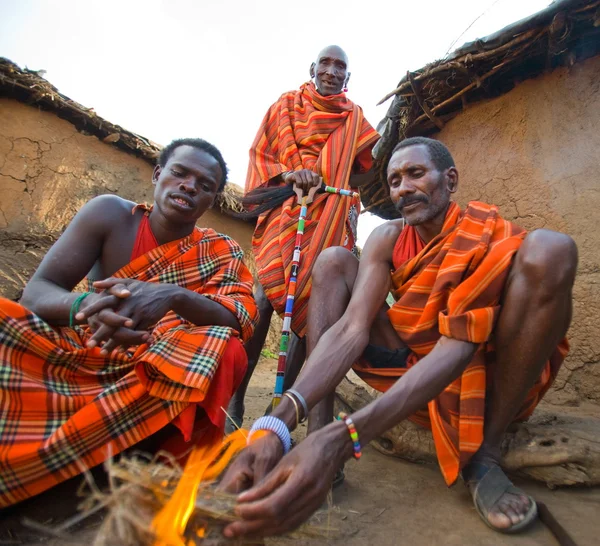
[337,412,362,460]
[249,416,292,454]
[69,292,92,328]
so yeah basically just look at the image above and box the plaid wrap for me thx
[353,202,568,486]
[0,227,257,507]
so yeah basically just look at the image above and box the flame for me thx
[151,428,268,546]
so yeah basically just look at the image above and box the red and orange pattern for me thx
[353,202,568,485]
[247,81,379,336]
[0,228,257,507]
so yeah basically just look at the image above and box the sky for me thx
[0,0,550,245]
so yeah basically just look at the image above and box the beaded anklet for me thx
[337,412,362,460]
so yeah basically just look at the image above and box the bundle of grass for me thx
[67,431,336,546]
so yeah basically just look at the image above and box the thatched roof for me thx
[363,0,600,219]
[0,57,247,218]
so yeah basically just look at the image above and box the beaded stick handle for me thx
[271,185,359,410]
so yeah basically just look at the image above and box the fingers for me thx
[75,294,119,321]
[291,170,322,195]
[87,323,116,348]
[105,283,132,299]
[218,453,256,494]
[92,277,132,290]
[225,473,325,538]
[224,502,317,538]
[236,463,290,505]
[88,323,150,351]
[97,309,134,329]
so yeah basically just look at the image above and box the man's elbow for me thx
[19,284,38,312]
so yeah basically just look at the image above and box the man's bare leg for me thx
[226,282,274,432]
[305,248,402,434]
[464,230,577,530]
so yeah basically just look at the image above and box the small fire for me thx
[151,429,268,545]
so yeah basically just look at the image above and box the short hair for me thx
[391,137,455,171]
[158,138,228,193]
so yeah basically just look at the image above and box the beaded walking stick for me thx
[271,184,359,410]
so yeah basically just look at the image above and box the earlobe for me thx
[447,167,459,193]
[309,62,316,79]
[152,165,161,185]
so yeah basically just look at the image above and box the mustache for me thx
[395,195,429,212]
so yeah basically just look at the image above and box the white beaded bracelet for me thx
[249,416,292,454]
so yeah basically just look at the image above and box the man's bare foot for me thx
[462,448,537,533]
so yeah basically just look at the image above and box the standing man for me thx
[227,45,380,429]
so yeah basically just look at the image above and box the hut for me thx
[358,0,600,408]
[0,57,254,301]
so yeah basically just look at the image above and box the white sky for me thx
[0,0,550,245]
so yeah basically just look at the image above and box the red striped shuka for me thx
[246,81,380,337]
[353,201,568,486]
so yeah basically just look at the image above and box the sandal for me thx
[464,460,537,534]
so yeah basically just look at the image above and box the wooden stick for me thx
[376,28,539,105]
[271,195,307,409]
[407,71,444,130]
[410,32,543,127]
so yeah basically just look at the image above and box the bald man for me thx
[228,46,380,434]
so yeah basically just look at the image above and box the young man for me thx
[228,45,380,429]
[0,138,258,507]
[220,137,577,538]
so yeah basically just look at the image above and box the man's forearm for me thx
[352,337,477,447]
[20,279,81,325]
[278,319,370,423]
[171,287,241,332]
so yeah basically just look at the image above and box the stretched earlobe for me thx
[152,165,161,185]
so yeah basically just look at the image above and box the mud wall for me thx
[0,98,254,300]
[434,55,600,406]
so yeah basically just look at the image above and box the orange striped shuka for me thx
[353,201,568,486]
[247,81,379,336]
[0,228,257,507]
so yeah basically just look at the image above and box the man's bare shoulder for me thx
[77,194,137,226]
[362,219,404,263]
[369,219,405,242]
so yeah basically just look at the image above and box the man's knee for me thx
[517,229,578,292]
[312,247,358,289]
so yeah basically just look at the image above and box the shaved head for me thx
[315,45,349,67]
[310,45,351,96]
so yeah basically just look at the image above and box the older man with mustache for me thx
[220,137,576,539]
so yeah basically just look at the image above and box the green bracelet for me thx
[69,292,92,328]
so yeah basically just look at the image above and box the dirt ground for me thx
[2,356,599,546]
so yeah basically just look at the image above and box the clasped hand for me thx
[284,169,322,195]
[218,425,345,538]
[75,278,175,355]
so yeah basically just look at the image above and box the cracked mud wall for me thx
[0,98,254,301]
[434,55,600,406]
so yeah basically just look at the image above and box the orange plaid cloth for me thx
[353,202,568,485]
[0,228,257,507]
[247,82,379,336]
